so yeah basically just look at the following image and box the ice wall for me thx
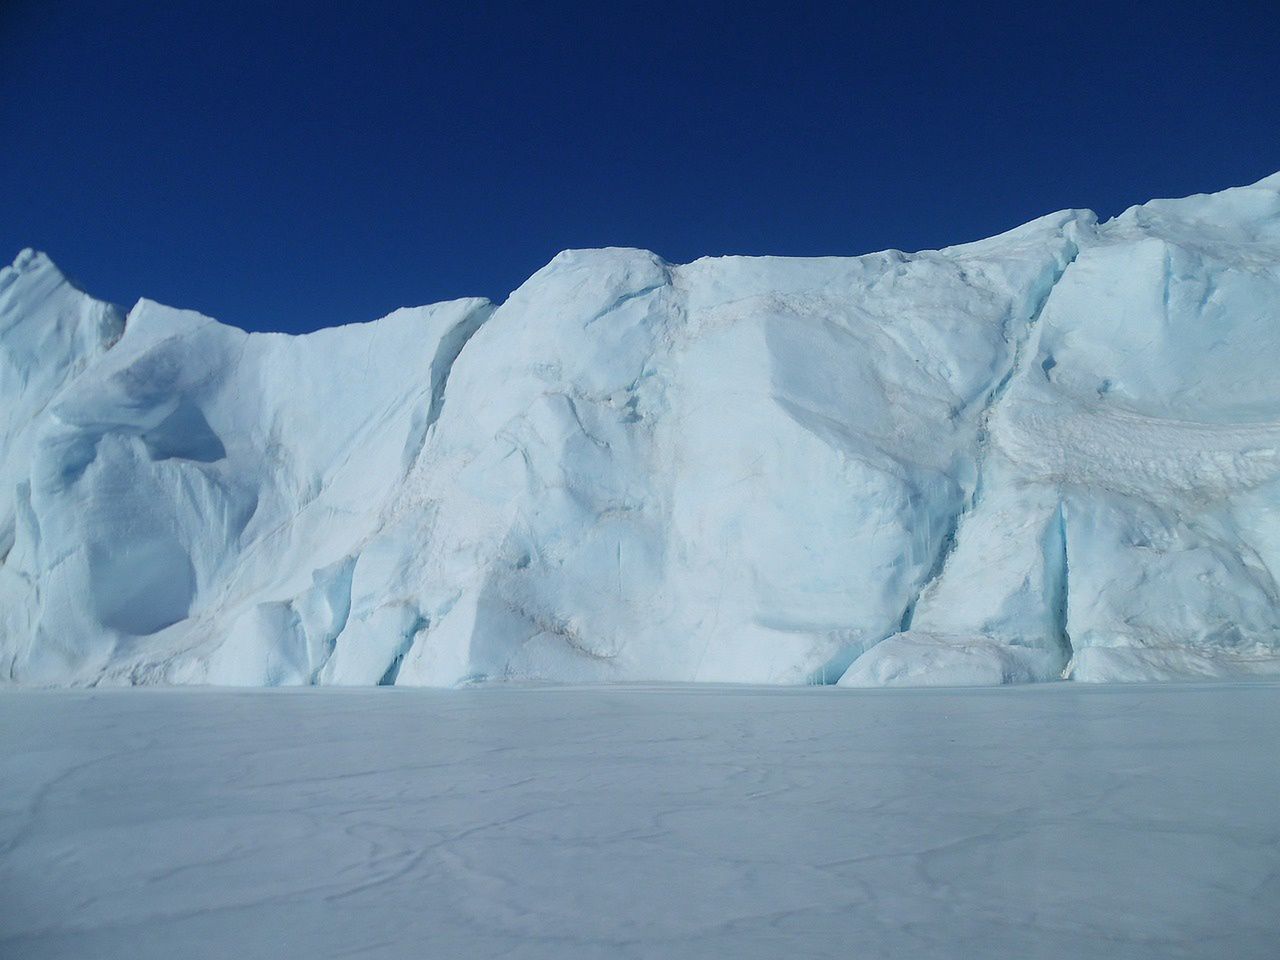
[3,173,1279,686]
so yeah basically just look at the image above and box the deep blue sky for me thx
[2,0,1277,333]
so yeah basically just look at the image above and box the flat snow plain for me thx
[2,684,1277,959]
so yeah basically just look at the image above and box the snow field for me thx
[2,683,1277,959]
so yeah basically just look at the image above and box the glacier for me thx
[3,173,1280,687]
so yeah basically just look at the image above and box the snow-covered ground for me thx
[2,684,1276,959]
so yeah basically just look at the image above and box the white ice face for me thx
[4,172,1280,687]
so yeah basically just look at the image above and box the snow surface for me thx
[4,173,1280,686]
[1,683,1277,959]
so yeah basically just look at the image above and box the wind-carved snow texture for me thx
[2,684,1278,960]
[3,173,1280,687]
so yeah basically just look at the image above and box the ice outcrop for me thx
[3,173,1280,687]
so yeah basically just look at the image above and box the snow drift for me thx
[4,173,1280,687]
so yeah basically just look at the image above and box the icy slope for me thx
[0,253,491,685]
[845,171,1280,684]
[3,173,1280,686]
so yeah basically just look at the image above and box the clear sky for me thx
[2,0,1277,333]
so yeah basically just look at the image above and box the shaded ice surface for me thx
[4,173,1280,686]
[1,684,1278,959]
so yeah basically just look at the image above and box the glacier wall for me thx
[4,173,1280,687]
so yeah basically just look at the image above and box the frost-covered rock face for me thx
[4,173,1280,687]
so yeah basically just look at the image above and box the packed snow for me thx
[1,683,1277,959]
[3,173,1280,687]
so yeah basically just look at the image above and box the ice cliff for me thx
[4,173,1280,687]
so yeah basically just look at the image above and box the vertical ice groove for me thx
[805,226,1087,685]
[378,613,429,686]
[306,555,358,684]
[1053,500,1075,677]
[400,301,495,474]
[900,232,1083,633]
